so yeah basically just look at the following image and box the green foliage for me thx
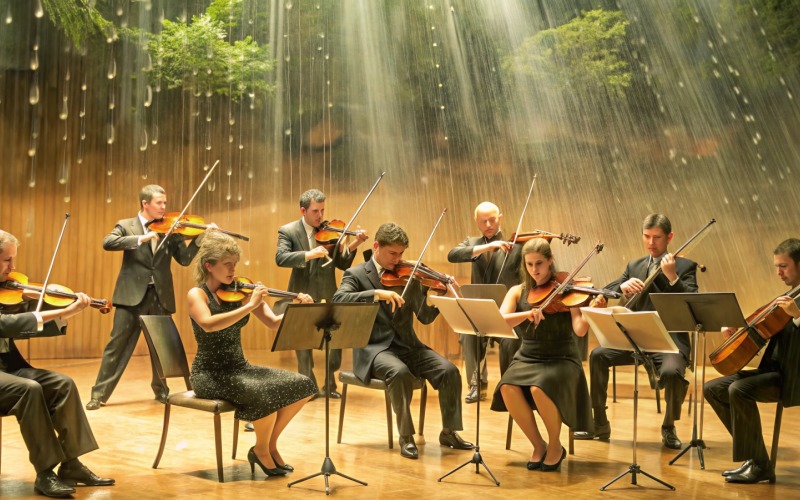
[504,8,631,97]
[148,3,273,99]
[42,0,112,47]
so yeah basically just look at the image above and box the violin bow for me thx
[496,173,537,283]
[155,160,220,253]
[322,171,386,267]
[399,208,448,301]
[34,213,70,314]
[534,241,604,314]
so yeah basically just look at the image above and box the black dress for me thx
[490,289,593,433]
[190,286,317,422]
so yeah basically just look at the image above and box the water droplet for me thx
[28,180,36,188]
[30,52,38,71]
[107,58,117,79]
[140,130,148,151]
[285,1,293,10]
[63,196,71,203]
[28,147,36,157]
[141,173,148,180]
[34,0,43,18]
[144,85,152,107]
[58,176,66,185]
[59,100,68,120]
[29,83,39,105]
[144,53,153,72]
[107,124,115,144]
[106,197,112,203]
[4,3,12,24]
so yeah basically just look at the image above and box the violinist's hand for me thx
[660,253,678,283]
[248,285,268,309]
[375,289,405,312]
[205,222,219,231]
[307,246,330,261]
[66,292,92,314]
[721,327,736,339]
[293,292,313,304]
[528,308,545,326]
[487,240,513,253]
[141,232,159,244]
[590,295,607,308]
[355,226,369,243]
[774,296,800,319]
[620,278,645,297]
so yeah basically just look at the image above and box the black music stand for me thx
[430,295,516,486]
[274,302,379,495]
[582,306,677,491]
[650,293,747,470]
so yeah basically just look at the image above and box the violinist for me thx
[574,214,697,449]
[86,184,207,411]
[447,202,522,404]
[704,238,800,484]
[275,189,369,400]
[333,222,474,459]
[0,230,114,497]
[187,232,316,477]
[491,238,601,472]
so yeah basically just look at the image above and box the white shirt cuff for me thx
[793,316,800,327]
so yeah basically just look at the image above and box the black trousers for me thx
[91,286,168,402]
[0,359,98,473]
[460,334,520,385]
[589,346,689,426]
[704,370,780,466]
[371,346,462,437]
[296,348,342,390]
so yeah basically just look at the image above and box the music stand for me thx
[650,293,747,470]
[581,306,677,491]
[460,284,508,399]
[275,302,379,495]
[429,295,516,486]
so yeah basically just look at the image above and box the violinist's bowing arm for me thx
[500,284,531,328]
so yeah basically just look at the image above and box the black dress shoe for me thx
[526,460,543,471]
[465,383,488,404]
[247,447,288,476]
[324,388,342,399]
[438,430,474,450]
[57,460,115,487]
[573,421,611,441]
[271,453,294,472]
[722,459,752,477]
[725,461,776,484]
[399,435,419,459]
[34,470,75,498]
[541,447,567,472]
[661,426,682,450]
[85,398,102,411]
[244,422,254,432]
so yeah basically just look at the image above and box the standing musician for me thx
[574,213,697,449]
[332,222,474,459]
[86,185,207,410]
[275,188,369,399]
[0,230,114,497]
[448,201,522,404]
[704,238,800,484]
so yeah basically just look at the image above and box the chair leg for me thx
[384,390,393,449]
[418,383,427,437]
[153,403,171,469]
[214,412,224,483]
[612,366,617,403]
[337,384,348,444]
[506,415,513,450]
[656,387,662,414]
[568,427,574,455]
[1,416,3,474]
[231,418,240,459]
[771,403,784,470]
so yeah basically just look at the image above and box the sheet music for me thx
[430,296,517,339]
[582,306,678,353]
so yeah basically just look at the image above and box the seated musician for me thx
[704,238,800,484]
[0,230,114,498]
[332,222,474,459]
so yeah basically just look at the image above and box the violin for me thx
[315,219,366,248]
[0,271,111,313]
[528,272,615,313]
[147,212,249,241]
[380,261,460,296]
[215,276,300,303]
[709,284,800,375]
[510,230,581,246]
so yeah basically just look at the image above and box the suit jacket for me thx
[605,255,699,358]
[758,298,800,407]
[447,231,521,288]
[275,219,356,308]
[103,217,200,313]
[0,305,62,372]
[333,259,440,383]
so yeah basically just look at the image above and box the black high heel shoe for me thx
[540,447,567,472]
[247,447,288,477]
[271,453,294,472]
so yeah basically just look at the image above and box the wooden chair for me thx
[506,415,574,455]
[140,315,240,482]
[771,402,784,471]
[337,370,427,448]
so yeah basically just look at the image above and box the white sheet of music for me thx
[430,296,517,339]
[581,306,678,353]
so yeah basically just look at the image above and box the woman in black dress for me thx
[491,239,605,472]
[187,232,318,477]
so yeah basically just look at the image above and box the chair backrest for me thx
[140,315,192,391]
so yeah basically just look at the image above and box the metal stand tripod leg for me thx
[438,332,499,486]
[669,328,706,469]
[289,329,367,495]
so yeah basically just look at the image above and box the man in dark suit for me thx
[447,201,522,403]
[276,189,368,398]
[86,185,203,410]
[704,238,800,484]
[574,213,697,449]
[0,230,114,497]
[333,222,473,459]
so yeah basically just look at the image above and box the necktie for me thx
[647,259,659,277]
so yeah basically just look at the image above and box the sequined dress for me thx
[190,285,317,421]
[490,288,593,432]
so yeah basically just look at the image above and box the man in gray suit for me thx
[0,230,114,497]
[448,202,522,403]
[276,189,368,398]
[86,185,203,410]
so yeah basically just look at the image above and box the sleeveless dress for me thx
[190,285,317,421]
[490,288,593,433]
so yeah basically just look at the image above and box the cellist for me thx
[704,238,800,484]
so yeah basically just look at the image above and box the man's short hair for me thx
[375,222,409,247]
[642,213,672,235]
[774,238,800,264]
[139,185,166,210]
[300,189,326,210]
[0,230,19,253]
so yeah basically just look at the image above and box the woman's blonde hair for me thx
[519,238,556,290]
[193,232,241,285]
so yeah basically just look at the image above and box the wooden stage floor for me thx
[1,351,798,499]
